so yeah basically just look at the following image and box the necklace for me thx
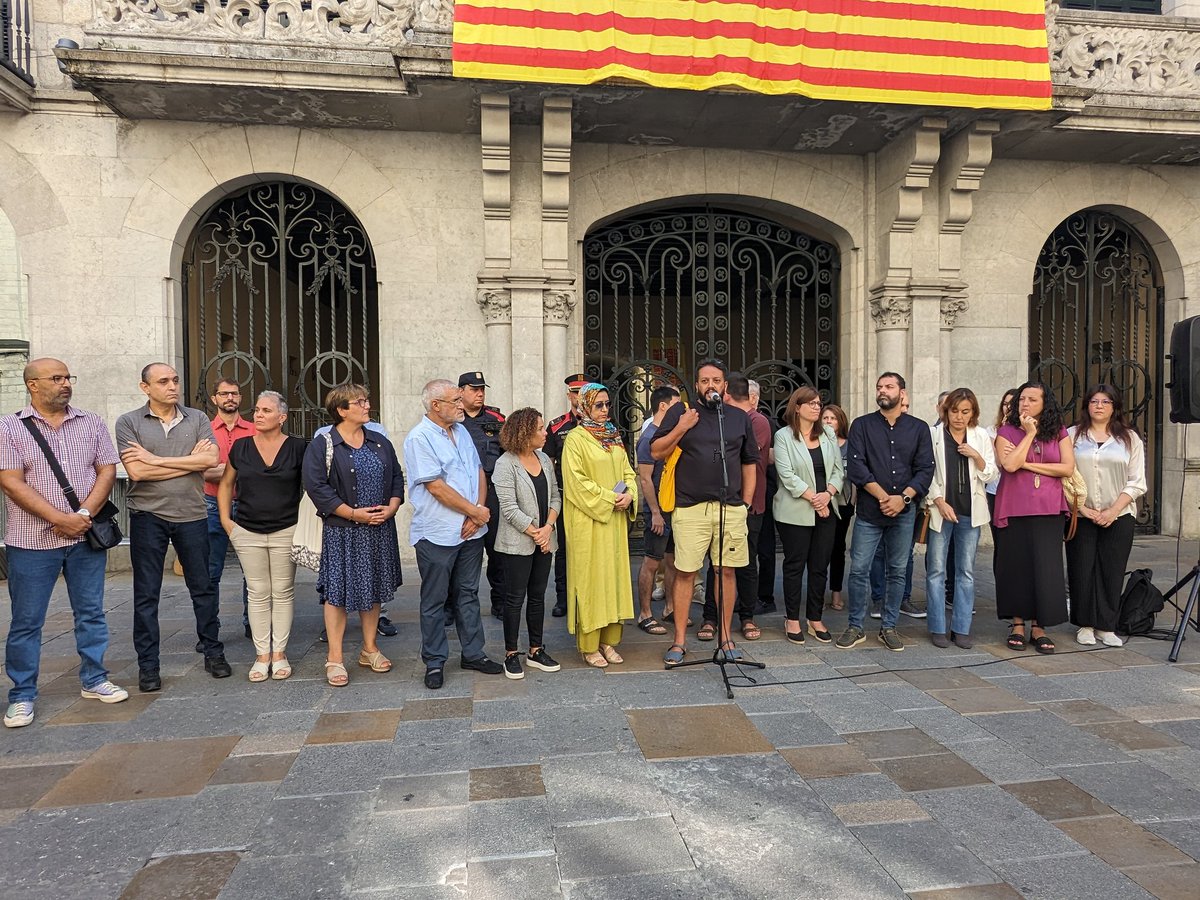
[1032,440,1042,489]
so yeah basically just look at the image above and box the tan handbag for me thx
[1061,468,1087,541]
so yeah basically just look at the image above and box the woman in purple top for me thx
[993,382,1075,654]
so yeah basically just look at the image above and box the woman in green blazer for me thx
[773,386,845,645]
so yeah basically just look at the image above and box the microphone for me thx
[704,390,722,408]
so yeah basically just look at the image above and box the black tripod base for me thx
[673,651,767,699]
[1164,564,1200,663]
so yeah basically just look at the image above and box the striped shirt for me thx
[0,406,120,550]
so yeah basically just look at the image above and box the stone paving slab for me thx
[2,536,1200,897]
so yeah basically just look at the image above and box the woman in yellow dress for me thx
[561,383,639,668]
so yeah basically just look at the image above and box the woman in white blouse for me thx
[1067,385,1147,647]
[924,388,997,649]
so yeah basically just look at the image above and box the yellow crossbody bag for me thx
[658,447,682,513]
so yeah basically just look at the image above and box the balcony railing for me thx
[1,0,33,85]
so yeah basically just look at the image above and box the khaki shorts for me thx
[671,502,749,573]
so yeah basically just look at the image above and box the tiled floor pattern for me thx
[1,537,1199,897]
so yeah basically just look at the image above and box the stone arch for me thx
[120,125,415,279]
[0,141,69,239]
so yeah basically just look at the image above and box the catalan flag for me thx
[452,0,1052,110]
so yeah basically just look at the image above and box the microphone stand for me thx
[674,395,766,698]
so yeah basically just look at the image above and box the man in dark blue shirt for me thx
[836,372,934,652]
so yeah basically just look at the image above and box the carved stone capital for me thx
[940,297,970,329]
[476,287,512,325]
[870,295,913,331]
[543,289,577,326]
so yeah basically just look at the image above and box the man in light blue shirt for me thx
[404,379,503,689]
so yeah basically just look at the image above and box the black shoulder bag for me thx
[20,417,123,550]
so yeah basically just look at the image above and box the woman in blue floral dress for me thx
[303,383,404,686]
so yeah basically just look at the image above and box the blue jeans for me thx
[848,506,916,629]
[415,537,487,669]
[925,515,980,636]
[205,495,248,626]
[6,542,110,703]
[130,512,223,672]
[871,535,915,603]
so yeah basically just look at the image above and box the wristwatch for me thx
[78,507,92,518]
[901,494,912,506]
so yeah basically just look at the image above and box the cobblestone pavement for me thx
[1,537,1199,898]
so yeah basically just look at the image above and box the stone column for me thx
[475,286,513,411]
[939,295,969,387]
[870,289,912,385]
[543,288,577,416]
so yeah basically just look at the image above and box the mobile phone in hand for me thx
[614,480,627,494]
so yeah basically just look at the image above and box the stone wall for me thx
[0,208,28,412]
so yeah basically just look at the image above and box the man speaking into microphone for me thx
[652,360,759,667]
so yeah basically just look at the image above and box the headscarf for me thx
[578,383,623,452]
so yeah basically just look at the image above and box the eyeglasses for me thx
[33,375,76,385]
[592,401,611,409]
[349,398,371,408]
[1089,399,1113,406]
[803,398,822,407]
[214,390,240,398]
[434,396,464,406]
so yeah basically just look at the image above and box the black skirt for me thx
[993,514,1068,626]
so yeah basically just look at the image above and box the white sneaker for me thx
[1076,627,1097,646]
[1096,630,1124,647]
[4,701,34,728]
[652,586,666,602]
[80,681,129,704]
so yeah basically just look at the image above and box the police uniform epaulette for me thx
[549,414,574,433]
[483,406,505,423]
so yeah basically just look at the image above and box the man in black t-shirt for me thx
[651,359,759,667]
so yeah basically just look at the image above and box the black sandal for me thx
[1031,634,1056,655]
[1006,625,1027,651]
[637,617,668,635]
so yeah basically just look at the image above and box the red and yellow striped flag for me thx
[452,0,1052,111]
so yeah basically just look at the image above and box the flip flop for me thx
[637,617,669,635]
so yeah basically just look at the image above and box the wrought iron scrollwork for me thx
[583,205,839,453]
[1030,210,1163,530]
[184,182,379,438]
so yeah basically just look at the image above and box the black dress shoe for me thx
[205,655,233,678]
[460,655,503,675]
[490,608,503,619]
[138,670,161,693]
[377,616,398,637]
[424,668,444,690]
[552,602,567,618]
[244,622,252,639]
[194,641,203,653]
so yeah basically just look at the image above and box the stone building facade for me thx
[1,1,1198,537]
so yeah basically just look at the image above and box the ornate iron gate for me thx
[583,205,839,451]
[1029,210,1163,531]
[183,182,379,437]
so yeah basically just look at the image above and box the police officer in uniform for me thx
[543,374,586,618]
[459,372,507,617]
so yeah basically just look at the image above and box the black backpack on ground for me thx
[1118,569,1166,637]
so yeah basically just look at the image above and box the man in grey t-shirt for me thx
[115,363,228,691]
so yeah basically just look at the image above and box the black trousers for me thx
[703,512,763,625]
[757,502,777,604]
[495,549,552,652]
[777,516,838,622]
[553,515,568,607]
[1067,515,1135,633]
[828,503,853,592]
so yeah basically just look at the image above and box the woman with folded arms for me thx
[993,381,1074,655]
[1067,385,1146,647]
[820,403,852,612]
[218,391,306,682]
[492,407,563,679]
[774,387,843,645]
[985,389,1017,542]
[924,388,996,649]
